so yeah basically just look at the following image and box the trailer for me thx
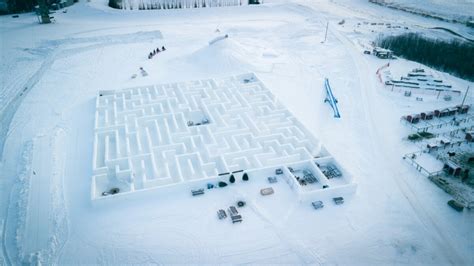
[231,214,242,223]
[228,206,242,223]
[191,188,204,196]
[333,197,345,205]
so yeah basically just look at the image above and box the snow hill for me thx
[183,37,256,72]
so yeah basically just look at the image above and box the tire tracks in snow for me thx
[0,30,167,265]
[242,191,324,264]
[328,23,465,265]
[1,141,33,266]
[1,30,164,160]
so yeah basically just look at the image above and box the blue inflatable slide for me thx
[324,78,341,118]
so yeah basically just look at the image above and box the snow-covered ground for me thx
[0,0,473,264]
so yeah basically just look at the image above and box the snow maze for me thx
[92,73,356,200]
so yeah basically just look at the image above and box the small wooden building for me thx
[447,107,457,116]
[426,142,439,151]
[373,47,393,59]
[406,114,420,124]
[457,105,470,114]
[420,111,434,120]
[465,131,474,142]
[439,138,451,146]
[443,160,462,176]
[435,108,450,118]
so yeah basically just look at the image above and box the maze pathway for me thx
[92,73,348,199]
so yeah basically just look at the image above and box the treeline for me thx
[5,0,37,13]
[377,33,474,81]
[4,0,75,14]
[108,0,121,9]
[369,0,473,27]
[109,0,246,10]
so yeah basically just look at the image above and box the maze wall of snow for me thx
[92,73,355,200]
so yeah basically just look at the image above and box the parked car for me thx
[333,197,344,205]
[268,176,278,183]
[312,201,324,210]
[260,187,274,196]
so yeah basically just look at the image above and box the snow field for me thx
[0,0,473,264]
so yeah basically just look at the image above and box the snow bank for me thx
[3,128,69,265]
[3,141,33,264]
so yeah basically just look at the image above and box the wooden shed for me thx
[426,142,439,151]
[420,111,434,120]
[439,138,451,146]
[435,109,449,118]
[457,105,470,114]
[447,107,457,116]
[406,114,420,124]
[425,111,434,120]
[465,131,474,142]
[443,160,462,176]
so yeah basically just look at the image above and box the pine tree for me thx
[242,173,249,181]
[378,33,474,81]
[229,174,235,183]
[218,181,227,187]
[38,0,51,23]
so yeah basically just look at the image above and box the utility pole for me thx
[38,0,51,24]
[323,21,329,43]
[461,86,470,106]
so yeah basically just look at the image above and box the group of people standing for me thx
[148,46,166,59]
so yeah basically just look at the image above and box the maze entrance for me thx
[92,73,329,199]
